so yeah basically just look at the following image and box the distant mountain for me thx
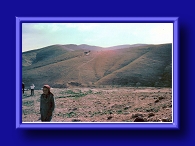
[79,44,103,51]
[105,44,149,50]
[22,43,172,89]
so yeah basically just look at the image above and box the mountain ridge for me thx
[22,43,172,89]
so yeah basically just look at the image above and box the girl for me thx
[40,85,55,122]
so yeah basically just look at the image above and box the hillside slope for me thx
[22,43,172,89]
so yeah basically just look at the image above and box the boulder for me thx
[134,117,145,122]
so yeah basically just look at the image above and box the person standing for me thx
[22,82,25,94]
[30,84,35,96]
[40,85,55,122]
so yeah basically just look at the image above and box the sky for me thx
[22,23,173,52]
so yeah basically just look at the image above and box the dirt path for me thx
[77,52,99,83]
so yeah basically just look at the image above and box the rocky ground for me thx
[22,87,172,122]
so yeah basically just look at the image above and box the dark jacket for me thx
[40,93,55,121]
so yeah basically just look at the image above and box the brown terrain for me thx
[22,43,172,122]
[22,87,172,122]
[22,43,172,89]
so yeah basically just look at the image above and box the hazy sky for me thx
[22,23,173,52]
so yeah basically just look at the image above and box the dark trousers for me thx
[22,88,24,94]
[31,89,34,96]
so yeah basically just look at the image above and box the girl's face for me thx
[43,87,49,95]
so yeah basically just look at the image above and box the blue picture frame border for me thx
[16,17,179,129]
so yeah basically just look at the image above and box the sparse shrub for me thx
[23,101,34,107]
[145,107,159,112]
[162,104,167,109]
[117,110,123,114]
[92,111,101,116]
[65,112,77,118]
[60,89,94,98]
[23,109,34,115]
[134,107,143,112]
[94,91,101,94]
[87,90,93,94]
[65,90,76,94]
[103,110,113,115]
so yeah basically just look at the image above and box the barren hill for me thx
[22,43,172,89]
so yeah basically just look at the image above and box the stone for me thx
[147,118,153,121]
[143,118,147,122]
[134,117,145,122]
[155,99,159,103]
[161,117,169,122]
[107,116,113,120]
[124,106,130,110]
[132,113,143,118]
[123,112,129,115]
[72,108,77,111]
[72,119,81,122]
[158,96,165,100]
[148,113,155,118]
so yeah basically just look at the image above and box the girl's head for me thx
[43,85,51,95]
